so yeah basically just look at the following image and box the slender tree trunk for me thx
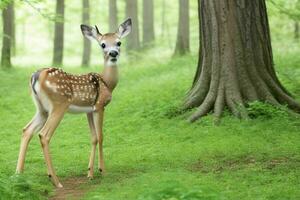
[143,0,155,46]
[11,1,16,56]
[125,0,140,51]
[109,0,118,32]
[52,0,65,66]
[184,0,300,122]
[1,2,13,68]
[174,0,190,55]
[295,21,299,41]
[82,0,91,67]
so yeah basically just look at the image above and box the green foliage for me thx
[22,0,63,22]
[0,0,12,10]
[0,174,46,200]
[269,0,300,21]
[247,101,289,119]
[137,182,220,200]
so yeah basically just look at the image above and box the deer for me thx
[15,18,132,188]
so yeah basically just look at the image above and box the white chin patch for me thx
[107,59,118,66]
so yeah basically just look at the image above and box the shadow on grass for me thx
[187,155,300,174]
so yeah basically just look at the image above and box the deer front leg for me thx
[16,112,47,173]
[87,113,98,179]
[93,108,105,174]
[93,100,103,112]
[39,108,66,188]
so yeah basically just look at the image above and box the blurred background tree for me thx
[11,0,15,56]
[52,0,65,66]
[109,0,118,32]
[81,0,91,67]
[174,0,189,55]
[125,0,140,51]
[1,0,14,68]
[142,0,155,47]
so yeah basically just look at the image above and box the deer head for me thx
[80,18,132,67]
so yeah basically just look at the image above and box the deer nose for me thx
[109,51,119,57]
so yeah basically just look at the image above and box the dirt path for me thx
[49,176,92,200]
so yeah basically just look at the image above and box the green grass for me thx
[0,47,300,200]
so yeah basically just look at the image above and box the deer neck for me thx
[101,60,119,92]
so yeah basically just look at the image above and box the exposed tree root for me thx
[189,92,215,122]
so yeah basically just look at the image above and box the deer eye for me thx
[101,43,106,48]
[116,41,121,46]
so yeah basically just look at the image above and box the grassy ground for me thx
[0,44,300,199]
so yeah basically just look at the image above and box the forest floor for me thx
[49,176,97,200]
[0,42,300,200]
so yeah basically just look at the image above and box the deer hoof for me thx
[57,183,63,188]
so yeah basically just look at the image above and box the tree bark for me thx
[143,0,155,46]
[52,0,65,66]
[11,1,16,56]
[125,0,140,51]
[184,0,300,122]
[82,0,91,67]
[109,0,118,32]
[174,0,190,55]
[1,2,13,68]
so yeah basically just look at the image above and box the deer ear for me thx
[117,18,132,38]
[80,24,102,41]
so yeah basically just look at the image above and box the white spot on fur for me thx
[45,80,57,92]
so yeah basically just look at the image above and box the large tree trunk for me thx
[52,0,64,66]
[125,0,140,51]
[81,0,91,67]
[143,0,155,46]
[174,0,190,55]
[184,0,300,122]
[109,0,118,32]
[1,2,13,68]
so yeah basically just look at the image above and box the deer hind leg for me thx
[16,111,47,173]
[93,109,105,174]
[87,113,98,179]
[39,108,66,188]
